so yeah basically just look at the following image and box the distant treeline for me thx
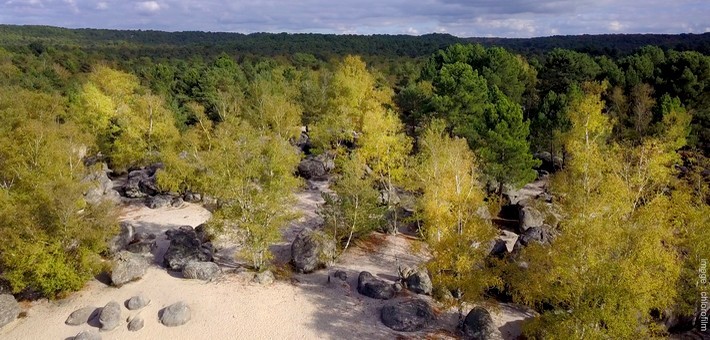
[1,25,709,59]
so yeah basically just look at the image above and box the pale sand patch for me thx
[0,184,533,339]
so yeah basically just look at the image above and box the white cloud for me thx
[95,2,107,10]
[135,1,161,13]
[608,20,625,32]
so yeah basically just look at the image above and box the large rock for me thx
[122,163,163,198]
[513,226,554,251]
[83,165,120,205]
[252,270,275,285]
[127,316,144,332]
[163,226,213,271]
[126,295,151,311]
[160,301,191,327]
[65,306,99,326]
[74,330,101,340]
[291,228,335,273]
[110,251,149,286]
[99,301,122,331]
[125,232,158,254]
[404,268,433,295]
[0,294,20,329]
[381,299,435,332]
[357,271,395,300]
[108,222,135,255]
[462,307,497,340]
[182,261,220,281]
[297,153,334,180]
[146,194,173,209]
[518,206,544,232]
[488,238,509,258]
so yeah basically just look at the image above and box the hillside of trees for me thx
[1,25,709,59]
[0,27,708,338]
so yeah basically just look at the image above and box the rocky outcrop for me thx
[122,163,163,198]
[0,294,20,329]
[160,301,191,327]
[291,228,335,273]
[403,268,433,295]
[331,270,348,281]
[83,164,120,205]
[297,153,335,180]
[126,295,150,311]
[182,261,220,281]
[110,251,149,286]
[357,271,395,300]
[163,226,213,271]
[381,299,435,332]
[462,307,497,340]
[98,301,122,331]
[65,306,99,326]
[518,206,544,232]
[513,226,554,251]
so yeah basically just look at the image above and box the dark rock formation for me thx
[381,299,435,332]
[357,271,395,300]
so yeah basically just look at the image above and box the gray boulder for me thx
[108,222,135,255]
[146,194,172,209]
[125,232,157,254]
[183,191,202,203]
[65,306,99,326]
[0,294,20,329]
[110,251,149,286]
[462,307,497,340]
[297,153,335,180]
[291,228,335,273]
[331,270,347,281]
[83,166,119,205]
[381,299,435,332]
[488,238,509,258]
[160,301,191,327]
[99,301,121,331]
[163,226,213,271]
[404,268,433,295]
[74,329,101,340]
[513,226,554,251]
[357,271,395,300]
[127,316,144,331]
[182,261,220,281]
[519,206,544,232]
[126,295,151,311]
[252,270,275,285]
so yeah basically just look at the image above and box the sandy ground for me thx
[0,181,534,340]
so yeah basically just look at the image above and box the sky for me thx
[1,0,709,38]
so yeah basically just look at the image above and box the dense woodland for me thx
[0,25,709,338]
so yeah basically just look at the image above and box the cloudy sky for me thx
[1,0,708,38]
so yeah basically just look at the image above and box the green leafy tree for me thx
[0,87,117,298]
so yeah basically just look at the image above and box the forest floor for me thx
[0,180,534,340]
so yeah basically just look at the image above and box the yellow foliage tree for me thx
[413,119,498,305]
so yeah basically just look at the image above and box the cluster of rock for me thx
[119,163,196,209]
[297,153,335,181]
[66,295,190,339]
[164,225,216,275]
